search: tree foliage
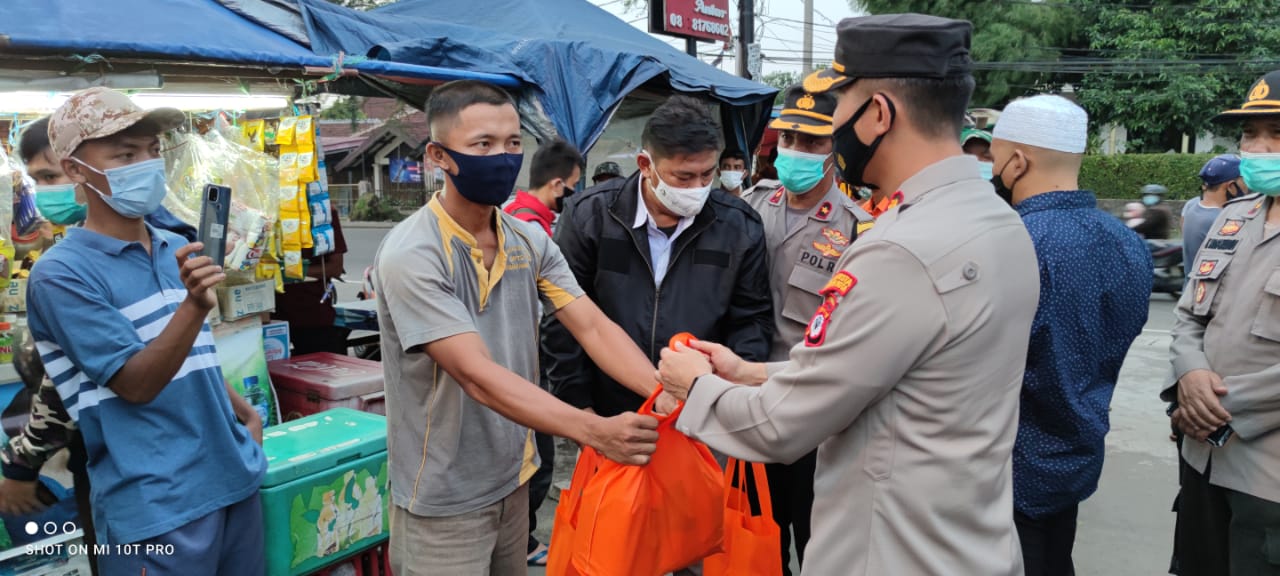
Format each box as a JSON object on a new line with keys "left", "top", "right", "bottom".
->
{"left": 761, "top": 71, "right": 800, "bottom": 104}
{"left": 1081, "top": 153, "right": 1214, "bottom": 199}
{"left": 322, "top": 96, "right": 366, "bottom": 130}
{"left": 1076, "top": 0, "right": 1280, "bottom": 152}
{"left": 853, "top": 0, "right": 1084, "bottom": 107}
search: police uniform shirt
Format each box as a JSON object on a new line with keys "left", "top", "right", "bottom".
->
{"left": 678, "top": 155, "right": 1039, "bottom": 576}
{"left": 744, "top": 179, "right": 872, "bottom": 361}
{"left": 1170, "top": 194, "right": 1280, "bottom": 504}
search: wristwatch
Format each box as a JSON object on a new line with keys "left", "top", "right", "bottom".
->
{"left": 1207, "top": 424, "right": 1234, "bottom": 447}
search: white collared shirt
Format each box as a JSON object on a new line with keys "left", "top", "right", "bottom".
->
{"left": 634, "top": 179, "right": 694, "bottom": 286}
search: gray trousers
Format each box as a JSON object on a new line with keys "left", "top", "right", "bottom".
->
{"left": 391, "top": 483, "right": 530, "bottom": 576}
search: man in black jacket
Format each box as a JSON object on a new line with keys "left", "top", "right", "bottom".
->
{"left": 545, "top": 95, "right": 774, "bottom": 421}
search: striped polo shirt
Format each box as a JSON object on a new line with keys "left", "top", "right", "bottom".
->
{"left": 26, "top": 225, "right": 265, "bottom": 545}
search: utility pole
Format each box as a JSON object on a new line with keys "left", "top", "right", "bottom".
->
{"left": 802, "top": 0, "right": 814, "bottom": 74}
{"left": 737, "top": 0, "right": 754, "bottom": 79}
{"left": 686, "top": 38, "right": 697, "bottom": 57}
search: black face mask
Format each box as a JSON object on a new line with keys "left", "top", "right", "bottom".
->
{"left": 555, "top": 186, "right": 574, "bottom": 213}
{"left": 833, "top": 94, "right": 896, "bottom": 189}
{"left": 991, "top": 156, "right": 1019, "bottom": 206}
{"left": 1226, "top": 182, "right": 1246, "bottom": 201}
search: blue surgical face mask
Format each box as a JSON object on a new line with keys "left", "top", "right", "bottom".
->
{"left": 978, "top": 161, "right": 994, "bottom": 181}
{"left": 73, "top": 157, "right": 168, "bottom": 219}
{"left": 775, "top": 147, "right": 831, "bottom": 195}
{"left": 1142, "top": 194, "right": 1161, "bottom": 206}
{"left": 436, "top": 144, "right": 523, "bottom": 206}
{"left": 1241, "top": 151, "right": 1280, "bottom": 196}
{"left": 34, "top": 184, "right": 87, "bottom": 225}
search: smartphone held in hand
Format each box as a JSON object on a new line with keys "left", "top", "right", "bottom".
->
{"left": 198, "top": 184, "right": 232, "bottom": 266}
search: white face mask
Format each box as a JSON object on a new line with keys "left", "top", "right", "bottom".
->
{"left": 719, "top": 170, "right": 745, "bottom": 191}
{"left": 643, "top": 151, "right": 712, "bottom": 218}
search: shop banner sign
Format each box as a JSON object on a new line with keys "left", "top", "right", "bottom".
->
{"left": 649, "top": 0, "right": 732, "bottom": 43}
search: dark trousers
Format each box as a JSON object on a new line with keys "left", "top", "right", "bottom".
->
{"left": 527, "top": 432, "right": 555, "bottom": 552}
{"left": 70, "top": 432, "right": 98, "bottom": 576}
{"left": 1015, "top": 504, "right": 1078, "bottom": 576}
{"left": 1174, "top": 457, "right": 1280, "bottom": 576}
{"left": 765, "top": 450, "right": 817, "bottom": 576}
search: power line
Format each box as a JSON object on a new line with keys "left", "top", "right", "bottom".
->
{"left": 758, "top": 13, "right": 837, "bottom": 28}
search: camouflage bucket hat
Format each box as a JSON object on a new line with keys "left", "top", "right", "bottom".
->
{"left": 48, "top": 87, "right": 184, "bottom": 160}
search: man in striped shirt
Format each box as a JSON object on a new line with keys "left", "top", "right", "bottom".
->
{"left": 27, "top": 88, "right": 266, "bottom": 576}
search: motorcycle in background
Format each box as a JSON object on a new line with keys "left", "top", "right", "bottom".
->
{"left": 1148, "top": 239, "right": 1185, "bottom": 299}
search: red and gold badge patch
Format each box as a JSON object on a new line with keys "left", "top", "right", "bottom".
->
{"left": 769, "top": 188, "right": 785, "bottom": 205}
{"left": 821, "top": 271, "right": 857, "bottom": 297}
{"left": 812, "top": 241, "right": 842, "bottom": 259}
{"left": 806, "top": 272, "right": 857, "bottom": 348}
{"left": 1198, "top": 259, "right": 1218, "bottom": 277}
{"left": 1249, "top": 200, "right": 1264, "bottom": 217}
{"left": 1195, "top": 281, "right": 1207, "bottom": 304}
{"left": 1219, "top": 219, "right": 1243, "bottom": 236}
{"left": 822, "top": 227, "right": 850, "bottom": 247}
{"left": 816, "top": 202, "right": 833, "bottom": 221}
{"left": 805, "top": 308, "right": 832, "bottom": 347}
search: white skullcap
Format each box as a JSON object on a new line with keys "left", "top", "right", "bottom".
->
{"left": 993, "top": 95, "right": 1088, "bottom": 154}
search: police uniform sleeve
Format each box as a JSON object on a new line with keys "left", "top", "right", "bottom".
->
{"left": 1167, "top": 285, "right": 1212, "bottom": 401}
{"left": 1217, "top": 363, "right": 1280, "bottom": 440}
{"left": 1165, "top": 210, "right": 1231, "bottom": 401}
{"left": 677, "top": 241, "right": 946, "bottom": 464}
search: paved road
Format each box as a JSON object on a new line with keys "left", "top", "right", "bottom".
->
{"left": 342, "top": 220, "right": 1186, "bottom": 575}
{"left": 333, "top": 224, "right": 390, "bottom": 302}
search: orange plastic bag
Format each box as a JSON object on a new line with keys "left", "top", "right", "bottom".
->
{"left": 547, "top": 447, "right": 602, "bottom": 576}
{"left": 571, "top": 386, "right": 725, "bottom": 576}
{"left": 704, "top": 458, "right": 783, "bottom": 576}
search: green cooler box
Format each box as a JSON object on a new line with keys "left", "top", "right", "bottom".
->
{"left": 261, "top": 408, "right": 390, "bottom": 576}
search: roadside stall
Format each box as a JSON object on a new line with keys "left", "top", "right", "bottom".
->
{"left": 228, "top": 0, "right": 777, "bottom": 191}
{"left": 0, "top": 1, "right": 520, "bottom": 574}
{"left": 0, "top": 0, "right": 775, "bottom": 572}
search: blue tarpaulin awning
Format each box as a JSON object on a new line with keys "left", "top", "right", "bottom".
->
{"left": 0, "top": 0, "right": 773, "bottom": 155}
{"left": 0, "top": 0, "right": 519, "bottom": 87}
{"left": 294, "top": 0, "right": 776, "bottom": 155}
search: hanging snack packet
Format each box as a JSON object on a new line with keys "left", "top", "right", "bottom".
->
{"left": 279, "top": 184, "right": 301, "bottom": 212}
{"left": 298, "top": 151, "right": 316, "bottom": 183}
{"left": 275, "top": 116, "right": 297, "bottom": 146}
{"left": 311, "top": 224, "right": 335, "bottom": 257}
{"left": 298, "top": 195, "right": 313, "bottom": 250}
{"left": 295, "top": 116, "right": 314, "bottom": 147}
{"left": 262, "top": 119, "right": 278, "bottom": 145}
{"left": 242, "top": 120, "right": 266, "bottom": 152}
{"left": 278, "top": 152, "right": 299, "bottom": 187}
{"left": 284, "top": 250, "right": 304, "bottom": 280}
{"left": 311, "top": 198, "right": 332, "bottom": 227}
{"left": 280, "top": 213, "right": 303, "bottom": 250}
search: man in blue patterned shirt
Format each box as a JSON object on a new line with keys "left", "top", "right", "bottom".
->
{"left": 990, "top": 95, "right": 1153, "bottom": 576}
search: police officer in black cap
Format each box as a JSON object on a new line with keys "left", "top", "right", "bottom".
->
{"left": 740, "top": 84, "right": 871, "bottom": 574}
{"left": 657, "top": 14, "right": 1039, "bottom": 576}
{"left": 1167, "top": 68, "right": 1280, "bottom": 576}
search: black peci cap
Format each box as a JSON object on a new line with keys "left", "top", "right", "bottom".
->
{"left": 1214, "top": 70, "right": 1280, "bottom": 123}
{"left": 769, "top": 85, "right": 839, "bottom": 136}
{"left": 803, "top": 13, "right": 973, "bottom": 94}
